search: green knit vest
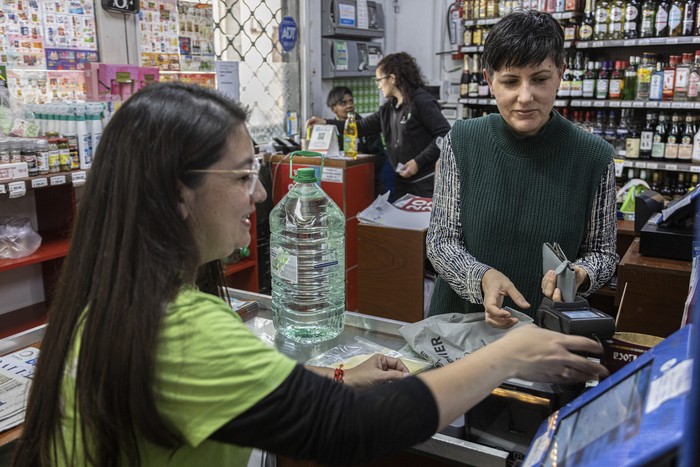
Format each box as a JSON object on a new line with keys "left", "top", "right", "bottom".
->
{"left": 429, "top": 112, "right": 612, "bottom": 317}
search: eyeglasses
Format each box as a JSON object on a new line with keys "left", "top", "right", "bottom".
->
{"left": 187, "top": 158, "right": 261, "bottom": 195}
{"left": 375, "top": 75, "right": 389, "bottom": 84}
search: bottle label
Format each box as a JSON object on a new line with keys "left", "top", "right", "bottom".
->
{"left": 689, "top": 72, "right": 700, "bottom": 98}
{"left": 583, "top": 79, "right": 596, "bottom": 96}
{"left": 669, "top": 5, "right": 682, "bottom": 29}
{"left": 609, "top": 79, "right": 623, "bottom": 97}
{"left": 651, "top": 141, "right": 665, "bottom": 158}
{"left": 656, "top": 9, "right": 669, "bottom": 31}
{"left": 640, "top": 130, "right": 654, "bottom": 150}
{"left": 595, "top": 8, "right": 609, "bottom": 23}
{"left": 596, "top": 79, "right": 610, "bottom": 99}
{"left": 625, "top": 5, "right": 639, "bottom": 22}
{"left": 679, "top": 142, "right": 693, "bottom": 160}
{"left": 611, "top": 6, "right": 623, "bottom": 21}
{"left": 675, "top": 68, "right": 690, "bottom": 90}
{"left": 650, "top": 74, "right": 663, "bottom": 100}
{"left": 579, "top": 24, "right": 594, "bottom": 39}
{"left": 271, "top": 247, "right": 299, "bottom": 284}
{"left": 663, "top": 70, "right": 676, "bottom": 92}
{"left": 626, "top": 137, "right": 641, "bottom": 158}
{"left": 558, "top": 80, "right": 572, "bottom": 96}
{"left": 571, "top": 79, "right": 584, "bottom": 96}
{"left": 664, "top": 142, "right": 679, "bottom": 159}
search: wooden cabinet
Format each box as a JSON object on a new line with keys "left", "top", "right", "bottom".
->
{"left": 357, "top": 224, "right": 427, "bottom": 323}
{"left": 615, "top": 237, "right": 691, "bottom": 337}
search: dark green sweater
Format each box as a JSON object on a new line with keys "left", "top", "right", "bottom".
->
{"left": 429, "top": 112, "right": 612, "bottom": 317}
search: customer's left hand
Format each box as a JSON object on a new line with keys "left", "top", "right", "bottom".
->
{"left": 344, "top": 354, "right": 409, "bottom": 391}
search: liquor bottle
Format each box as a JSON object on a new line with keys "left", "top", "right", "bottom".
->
{"left": 669, "top": 0, "right": 684, "bottom": 34}
{"left": 558, "top": 54, "right": 573, "bottom": 97}
{"left": 640, "top": 0, "right": 657, "bottom": 36}
{"left": 610, "top": 0, "right": 626, "bottom": 38}
{"left": 688, "top": 50, "right": 700, "bottom": 100}
{"left": 656, "top": 0, "right": 671, "bottom": 36}
{"left": 460, "top": 56, "right": 471, "bottom": 98}
{"left": 609, "top": 60, "right": 626, "bottom": 99}
{"left": 596, "top": 61, "right": 611, "bottom": 99}
{"left": 683, "top": 0, "right": 697, "bottom": 34}
{"left": 660, "top": 175, "right": 674, "bottom": 200}
{"left": 583, "top": 59, "right": 597, "bottom": 98}
{"left": 651, "top": 112, "right": 668, "bottom": 159}
{"left": 580, "top": 0, "right": 596, "bottom": 39}
{"left": 674, "top": 173, "right": 687, "bottom": 199}
{"left": 469, "top": 55, "right": 480, "bottom": 97}
{"left": 693, "top": 121, "right": 700, "bottom": 161}
{"left": 624, "top": 56, "right": 639, "bottom": 99}
{"left": 662, "top": 56, "right": 679, "bottom": 101}
{"left": 649, "top": 170, "right": 661, "bottom": 192}
{"left": 616, "top": 109, "right": 630, "bottom": 153}
{"left": 649, "top": 60, "right": 664, "bottom": 101}
{"left": 678, "top": 114, "right": 694, "bottom": 160}
{"left": 595, "top": 0, "right": 611, "bottom": 39}
{"left": 639, "top": 112, "right": 656, "bottom": 159}
{"left": 593, "top": 110, "right": 605, "bottom": 138}
{"left": 636, "top": 53, "right": 655, "bottom": 100}
{"left": 664, "top": 112, "right": 681, "bottom": 160}
{"left": 674, "top": 53, "right": 693, "bottom": 100}
{"left": 604, "top": 110, "right": 618, "bottom": 146}
{"left": 625, "top": 0, "right": 642, "bottom": 37}
{"left": 626, "top": 118, "right": 642, "bottom": 159}
{"left": 571, "top": 52, "right": 585, "bottom": 97}
{"left": 478, "top": 64, "right": 490, "bottom": 97}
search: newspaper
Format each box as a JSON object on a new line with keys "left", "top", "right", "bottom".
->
{"left": 0, "top": 346, "right": 39, "bottom": 433}
{"left": 357, "top": 192, "right": 431, "bottom": 230}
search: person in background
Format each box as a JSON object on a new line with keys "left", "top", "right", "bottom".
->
{"left": 308, "top": 52, "right": 451, "bottom": 200}
{"left": 427, "top": 10, "right": 618, "bottom": 328}
{"left": 13, "top": 82, "right": 607, "bottom": 467}
{"left": 326, "top": 86, "right": 388, "bottom": 197}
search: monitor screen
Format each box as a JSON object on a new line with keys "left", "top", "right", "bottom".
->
{"left": 561, "top": 310, "right": 600, "bottom": 319}
{"left": 542, "top": 361, "right": 653, "bottom": 467}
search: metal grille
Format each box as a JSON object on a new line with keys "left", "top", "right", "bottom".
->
{"left": 212, "top": 0, "right": 301, "bottom": 143}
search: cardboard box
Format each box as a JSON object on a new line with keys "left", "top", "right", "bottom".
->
{"left": 604, "top": 332, "right": 664, "bottom": 374}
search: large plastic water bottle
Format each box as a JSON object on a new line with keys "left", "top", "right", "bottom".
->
{"left": 270, "top": 166, "right": 346, "bottom": 343}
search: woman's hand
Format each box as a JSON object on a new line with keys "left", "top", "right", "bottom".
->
{"left": 541, "top": 266, "right": 589, "bottom": 302}
{"left": 398, "top": 159, "right": 419, "bottom": 178}
{"left": 305, "top": 116, "right": 327, "bottom": 128}
{"left": 482, "top": 269, "right": 530, "bottom": 329}
{"left": 343, "top": 354, "right": 409, "bottom": 391}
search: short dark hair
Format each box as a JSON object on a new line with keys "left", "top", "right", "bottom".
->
{"left": 327, "top": 86, "right": 353, "bottom": 108}
{"left": 482, "top": 10, "right": 565, "bottom": 77}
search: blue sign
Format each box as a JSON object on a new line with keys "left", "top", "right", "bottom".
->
{"left": 279, "top": 16, "right": 298, "bottom": 52}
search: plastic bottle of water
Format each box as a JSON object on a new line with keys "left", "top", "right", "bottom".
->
{"left": 270, "top": 167, "right": 346, "bottom": 343}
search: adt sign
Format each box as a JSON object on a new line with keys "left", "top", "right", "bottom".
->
{"left": 279, "top": 16, "right": 298, "bottom": 52}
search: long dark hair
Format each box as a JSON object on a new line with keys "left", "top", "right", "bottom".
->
{"left": 376, "top": 52, "right": 426, "bottom": 109}
{"left": 13, "top": 83, "right": 248, "bottom": 467}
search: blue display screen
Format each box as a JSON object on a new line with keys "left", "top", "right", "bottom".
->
{"left": 542, "top": 362, "right": 653, "bottom": 466}
{"left": 562, "top": 310, "right": 600, "bottom": 319}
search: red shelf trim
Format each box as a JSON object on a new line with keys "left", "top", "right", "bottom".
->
{"left": 0, "top": 238, "right": 69, "bottom": 273}
{"left": 224, "top": 258, "right": 256, "bottom": 276}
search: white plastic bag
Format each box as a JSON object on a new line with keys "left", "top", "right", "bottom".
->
{"left": 0, "top": 217, "right": 42, "bottom": 259}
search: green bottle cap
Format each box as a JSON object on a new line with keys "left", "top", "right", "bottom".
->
{"left": 294, "top": 167, "right": 318, "bottom": 183}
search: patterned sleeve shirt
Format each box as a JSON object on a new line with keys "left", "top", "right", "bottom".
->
{"left": 426, "top": 132, "right": 619, "bottom": 304}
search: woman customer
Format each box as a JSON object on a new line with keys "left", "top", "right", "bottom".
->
{"left": 308, "top": 52, "right": 450, "bottom": 199}
{"left": 13, "top": 82, "right": 607, "bottom": 467}
{"left": 427, "top": 10, "right": 618, "bottom": 328}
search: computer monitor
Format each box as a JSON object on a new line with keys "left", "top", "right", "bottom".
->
{"left": 523, "top": 324, "right": 694, "bottom": 467}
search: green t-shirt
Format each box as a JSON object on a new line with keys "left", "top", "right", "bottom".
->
{"left": 55, "top": 287, "right": 297, "bottom": 466}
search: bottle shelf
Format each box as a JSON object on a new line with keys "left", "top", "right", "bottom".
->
{"left": 459, "top": 98, "right": 569, "bottom": 107}
{"left": 576, "top": 36, "right": 700, "bottom": 49}
{"left": 615, "top": 159, "right": 700, "bottom": 173}
{"left": 0, "top": 170, "right": 87, "bottom": 198}
{"left": 569, "top": 99, "right": 700, "bottom": 109}
{"left": 0, "top": 238, "right": 69, "bottom": 273}
{"left": 463, "top": 11, "right": 580, "bottom": 26}
{"left": 461, "top": 41, "right": 572, "bottom": 53}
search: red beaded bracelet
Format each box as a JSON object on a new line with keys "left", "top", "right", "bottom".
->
{"left": 333, "top": 364, "right": 344, "bottom": 384}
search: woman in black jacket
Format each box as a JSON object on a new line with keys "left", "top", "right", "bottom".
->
{"left": 309, "top": 52, "right": 451, "bottom": 199}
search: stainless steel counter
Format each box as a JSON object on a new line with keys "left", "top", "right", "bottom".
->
{"left": 231, "top": 289, "right": 510, "bottom": 467}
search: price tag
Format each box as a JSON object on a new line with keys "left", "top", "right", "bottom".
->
{"left": 668, "top": 38, "right": 678, "bottom": 44}
{"left": 623, "top": 160, "right": 635, "bottom": 167}
{"left": 0, "top": 184, "right": 5, "bottom": 194}
{"left": 8, "top": 181, "right": 26, "bottom": 198}
{"left": 646, "top": 162, "right": 658, "bottom": 169}
{"left": 72, "top": 171, "right": 87, "bottom": 186}
{"left": 659, "top": 101, "right": 672, "bottom": 108}
{"left": 609, "top": 100, "right": 621, "bottom": 107}
{"left": 621, "top": 101, "right": 633, "bottom": 107}
{"left": 571, "top": 99, "right": 581, "bottom": 106}
{"left": 50, "top": 175, "right": 67, "bottom": 186}
{"left": 592, "top": 41, "right": 604, "bottom": 48}
{"left": 594, "top": 100, "right": 605, "bottom": 107}
{"left": 638, "top": 39, "right": 650, "bottom": 45}
{"left": 31, "top": 178, "right": 48, "bottom": 188}
{"left": 694, "top": 37, "right": 700, "bottom": 43}
{"left": 695, "top": 103, "right": 700, "bottom": 109}
{"left": 636, "top": 161, "right": 647, "bottom": 168}
{"left": 614, "top": 159, "right": 624, "bottom": 177}
{"left": 646, "top": 101, "right": 659, "bottom": 108}
{"left": 691, "top": 165, "right": 700, "bottom": 172}
{"left": 633, "top": 101, "right": 645, "bottom": 107}
{"left": 665, "top": 164, "right": 678, "bottom": 171}
{"left": 624, "top": 40, "right": 636, "bottom": 46}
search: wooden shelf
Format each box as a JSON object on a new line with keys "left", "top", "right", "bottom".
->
{"left": 0, "top": 238, "right": 69, "bottom": 273}
{"left": 224, "top": 258, "right": 256, "bottom": 276}
{"left": 0, "top": 302, "right": 47, "bottom": 340}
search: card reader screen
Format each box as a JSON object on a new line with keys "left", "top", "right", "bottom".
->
{"left": 562, "top": 310, "right": 600, "bottom": 319}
